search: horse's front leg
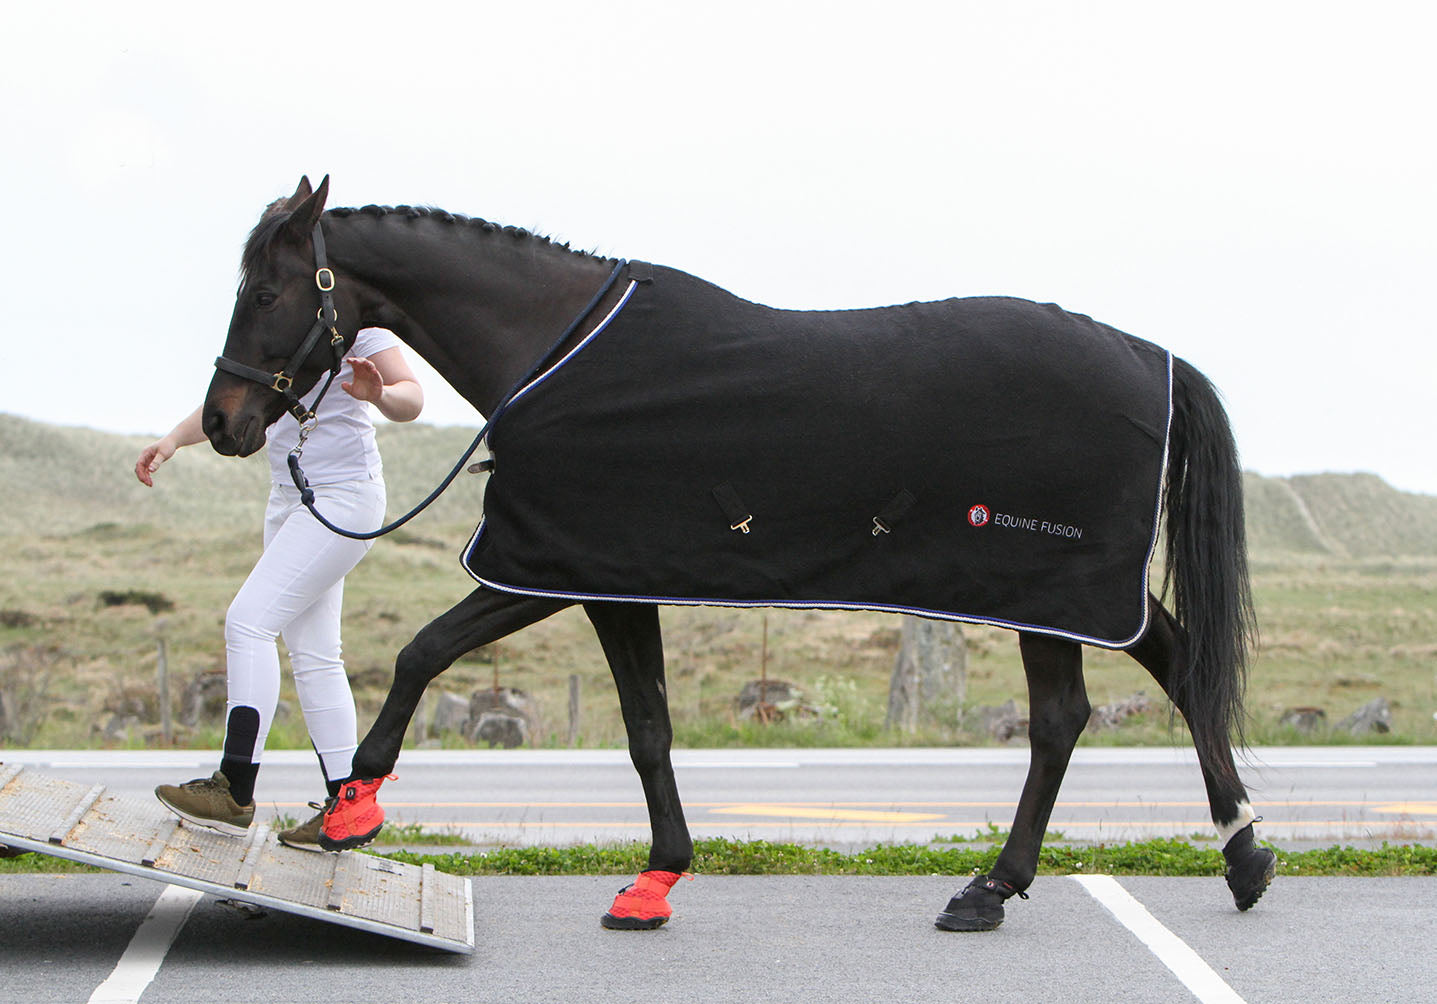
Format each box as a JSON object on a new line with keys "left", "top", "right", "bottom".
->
{"left": 937, "top": 632, "right": 1089, "bottom": 931}
{"left": 319, "top": 588, "right": 568, "bottom": 851}
{"left": 584, "top": 601, "right": 693, "bottom": 930}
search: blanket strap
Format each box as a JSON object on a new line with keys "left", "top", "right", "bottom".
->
{"left": 872, "top": 489, "right": 916, "bottom": 536}
{"left": 711, "top": 482, "right": 754, "bottom": 534}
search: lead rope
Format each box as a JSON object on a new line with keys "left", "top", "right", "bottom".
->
{"left": 289, "top": 257, "right": 630, "bottom": 541}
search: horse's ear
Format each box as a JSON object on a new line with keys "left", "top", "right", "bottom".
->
{"left": 284, "top": 176, "right": 314, "bottom": 211}
{"left": 282, "top": 175, "right": 330, "bottom": 242}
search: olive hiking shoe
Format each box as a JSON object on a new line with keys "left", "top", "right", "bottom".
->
{"left": 155, "top": 770, "right": 255, "bottom": 837}
{"left": 277, "top": 797, "right": 336, "bottom": 853}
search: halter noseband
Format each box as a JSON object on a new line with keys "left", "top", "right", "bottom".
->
{"left": 213, "top": 222, "right": 347, "bottom": 424}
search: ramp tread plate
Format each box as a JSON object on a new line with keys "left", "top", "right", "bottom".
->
{"left": 247, "top": 842, "right": 340, "bottom": 909}
{"left": 331, "top": 853, "right": 421, "bottom": 929}
{"left": 69, "top": 793, "right": 177, "bottom": 862}
{"left": 0, "top": 771, "right": 95, "bottom": 842}
{"left": 0, "top": 767, "right": 473, "bottom": 953}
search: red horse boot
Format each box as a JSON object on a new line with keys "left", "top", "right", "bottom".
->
{"left": 318, "top": 775, "right": 394, "bottom": 851}
{"left": 601, "top": 870, "right": 688, "bottom": 930}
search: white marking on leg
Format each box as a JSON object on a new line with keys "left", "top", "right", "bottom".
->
{"left": 1216, "top": 800, "right": 1256, "bottom": 847}
{"left": 87, "top": 884, "right": 203, "bottom": 1004}
{"left": 1073, "top": 875, "right": 1246, "bottom": 1004}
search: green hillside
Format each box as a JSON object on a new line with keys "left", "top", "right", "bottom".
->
{"left": 1244, "top": 471, "right": 1437, "bottom": 557}
{"left": 3, "top": 412, "right": 1431, "bottom": 556}
{"left": 0, "top": 413, "right": 489, "bottom": 537}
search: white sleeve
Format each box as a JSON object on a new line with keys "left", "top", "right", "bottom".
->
{"left": 352, "top": 326, "right": 403, "bottom": 357}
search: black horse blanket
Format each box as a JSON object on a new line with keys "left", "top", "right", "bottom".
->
{"left": 462, "top": 264, "right": 1172, "bottom": 647}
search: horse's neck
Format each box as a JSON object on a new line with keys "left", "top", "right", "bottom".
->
{"left": 327, "top": 215, "right": 617, "bottom": 416}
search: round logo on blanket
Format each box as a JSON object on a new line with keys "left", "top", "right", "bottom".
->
{"left": 967, "top": 504, "right": 990, "bottom": 527}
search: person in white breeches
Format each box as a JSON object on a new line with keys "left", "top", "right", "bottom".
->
{"left": 134, "top": 328, "right": 422, "bottom": 843}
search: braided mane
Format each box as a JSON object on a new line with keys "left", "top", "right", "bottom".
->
{"left": 240, "top": 200, "right": 605, "bottom": 287}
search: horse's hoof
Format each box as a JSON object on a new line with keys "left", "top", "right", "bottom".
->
{"left": 935, "top": 874, "right": 1023, "bottom": 932}
{"left": 600, "top": 869, "right": 683, "bottom": 930}
{"left": 1222, "top": 822, "right": 1277, "bottom": 911}
{"left": 1226, "top": 846, "right": 1277, "bottom": 911}
{"left": 600, "top": 912, "right": 669, "bottom": 931}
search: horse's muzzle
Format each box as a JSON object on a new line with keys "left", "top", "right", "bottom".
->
{"left": 203, "top": 407, "right": 265, "bottom": 457}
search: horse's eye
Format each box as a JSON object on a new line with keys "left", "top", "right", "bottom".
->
{"left": 255, "top": 289, "right": 277, "bottom": 309}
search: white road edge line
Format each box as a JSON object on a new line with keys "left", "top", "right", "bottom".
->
{"left": 1071, "top": 875, "right": 1245, "bottom": 1004}
{"left": 87, "top": 884, "right": 203, "bottom": 1004}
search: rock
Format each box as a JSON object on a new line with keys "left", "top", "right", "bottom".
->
{"left": 179, "top": 670, "right": 227, "bottom": 727}
{"left": 966, "top": 700, "right": 1027, "bottom": 742}
{"left": 474, "top": 710, "right": 527, "bottom": 748}
{"left": 104, "top": 686, "right": 156, "bottom": 722}
{"left": 430, "top": 691, "right": 470, "bottom": 737}
{"left": 1089, "top": 692, "right": 1153, "bottom": 730}
{"left": 734, "top": 680, "right": 819, "bottom": 722}
{"left": 98, "top": 713, "right": 140, "bottom": 744}
{"left": 1279, "top": 707, "right": 1327, "bottom": 733}
{"left": 465, "top": 687, "right": 541, "bottom": 747}
{"left": 1339, "top": 697, "right": 1392, "bottom": 735}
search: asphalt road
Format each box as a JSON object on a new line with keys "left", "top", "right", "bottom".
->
{"left": 3, "top": 748, "right": 1434, "bottom": 1003}
{"left": 1, "top": 872, "right": 1432, "bottom": 1003}
{"left": 4, "top": 746, "right": 1435, "bottom": 848}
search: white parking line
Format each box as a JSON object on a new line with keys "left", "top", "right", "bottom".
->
{"left": 1072, "top": 875, "right": 1244, "bottom": 1004}
{"left": 87, "top": 885, "right": 202, "bottom": 1004}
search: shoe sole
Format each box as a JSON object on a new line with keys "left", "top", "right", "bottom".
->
{"left": 277, "top": 835, "right": 325, "bottom": 853}
{"left": 1230, "top": 848, "right": 1278, "bottom": 911}
{"left": 600, "top": 913, "right": 669, "bottom": 930}
{"left": 317, "top": 823, "right": 383, "bottom": 852}
{"left": 934, "top": 910, "right": 1003, "bottom": 932}
{"left": 156, "top": 799, "right": 253, "bottom": 838}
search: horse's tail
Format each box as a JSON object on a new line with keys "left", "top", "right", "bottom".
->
{"left": 1161, "top": 356, "right": 1256, "bottom": 780}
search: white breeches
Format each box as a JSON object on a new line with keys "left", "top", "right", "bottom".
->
{"left": 223, "top": 478, "right": 385, "bottom": 782}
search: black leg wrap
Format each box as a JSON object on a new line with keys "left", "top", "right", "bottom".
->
{"left": 1222, "top": 823, "right": 1277, "bottom": 911}
{"left": 935, "top": 874, "right": 1027, "bottom": 932}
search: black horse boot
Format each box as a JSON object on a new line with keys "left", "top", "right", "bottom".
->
{"left": 1223, "top": 823, "right": 1277, "bottom": 910}
{"left": 935, "top": 873, "right": 1028, "bottom": 932}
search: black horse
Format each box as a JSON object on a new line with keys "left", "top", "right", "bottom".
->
{"left": 202, "top": 176, "right": 1275, "bottom": 931}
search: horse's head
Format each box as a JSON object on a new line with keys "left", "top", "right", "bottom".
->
{"left": 203, "top": 175, "right": 357, "bottom": 456}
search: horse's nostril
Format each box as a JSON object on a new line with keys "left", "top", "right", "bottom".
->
{"left": 201, "top": 408, "right": 226, "bottom": 441}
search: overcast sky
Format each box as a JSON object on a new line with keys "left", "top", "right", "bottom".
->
{"left": 4, "top": 1, "right": 1433, "bottom": 494}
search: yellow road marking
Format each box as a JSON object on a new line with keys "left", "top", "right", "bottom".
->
{"left": 710, "top": 804, "right": 946, "bottom": 822}
{"left": 1372, "top": 802, "right": 1437, "bottom": 816}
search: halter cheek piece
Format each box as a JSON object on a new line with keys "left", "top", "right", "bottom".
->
{"left": 213, "top": 223, "right": 348, "bottom": 424}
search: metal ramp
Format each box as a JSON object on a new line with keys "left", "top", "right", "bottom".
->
{"left": 0, "top": 763, "right": 473, "bottom": 954}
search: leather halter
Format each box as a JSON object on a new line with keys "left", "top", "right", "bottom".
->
{"left": 213, "top": 223, "right": 348, "bottom": 424}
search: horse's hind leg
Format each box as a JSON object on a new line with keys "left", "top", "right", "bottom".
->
{"left": 584, "top": 601, "right": 693, "bottom": 930}
{"left": 1127, "top": 594, "right": 1276, "bottom": 910}
{"left": 937, "top": 632, "right": 1089, "bottom": 932}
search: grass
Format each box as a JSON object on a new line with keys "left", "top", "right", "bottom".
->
{"left": 2, "top": 412, "right": 1435, "bottom": 750}
{"left": 5, "top": 837, "right": 1434, "bottom": 878}
{"left": 3, "top": 528, "right": 1435, "bottom": 749}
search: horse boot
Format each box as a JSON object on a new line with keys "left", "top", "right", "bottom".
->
{"left": 601, "top": 870, "right": 686, "bottom": 930}
{"left": 1223, "top": 823, "right": 1277, "bottom": 910}
{"left": 935, "top": 873, "right": 1029, "bottom": 932}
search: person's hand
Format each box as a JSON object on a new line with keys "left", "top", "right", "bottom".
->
{"left": 135, "top": 439, "right": 177, "bottom": 487}
{"left": 341, "top": 356, "right": 383, "bottom": 404}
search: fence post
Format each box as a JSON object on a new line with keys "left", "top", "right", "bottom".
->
{"left": 155, "top": 619, "right": 172, "bottom": 746}
{"left": 567, "top": 674, "right": 580, "bottom": 746}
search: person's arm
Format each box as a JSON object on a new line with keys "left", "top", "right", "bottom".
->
{"left": 134, "top": 406, "right": 208, "bottom": 487}
{"left": 341, "top": 347, "right": 425, "bottom": 423}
